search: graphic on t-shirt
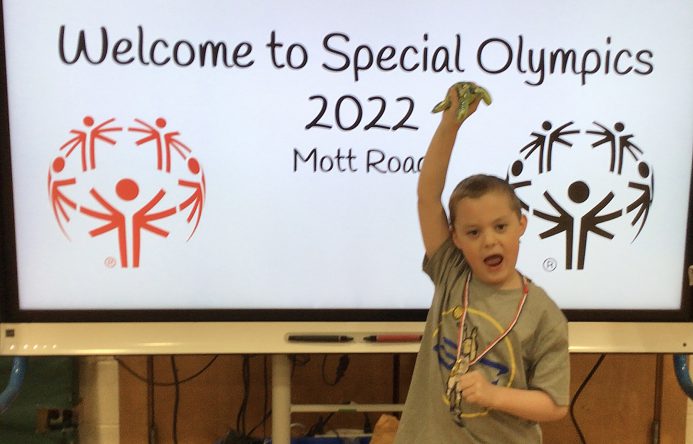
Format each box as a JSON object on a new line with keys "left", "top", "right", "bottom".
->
{"left": 507, "top": 121, "right": 654, "bottom": 270}
{"left": 434, "top": 305, "right": 515, "bottom": 425}
{"left": 47, "top": 116, "right": 206, "bottom": 268}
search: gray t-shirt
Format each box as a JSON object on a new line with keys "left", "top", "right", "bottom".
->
{"left": 395, "top": 239, "right": 569, "bottom": 443}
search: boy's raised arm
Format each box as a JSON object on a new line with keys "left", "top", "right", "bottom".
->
{"left": 418, "top": 87, "right": 481, "bottom": 258}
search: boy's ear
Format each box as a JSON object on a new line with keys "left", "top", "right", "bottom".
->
{"left": 450, "top": 225, "right": 463, "bottom": 250}
{"left": 518, "top": 214, "right": 528, "bottom": 236}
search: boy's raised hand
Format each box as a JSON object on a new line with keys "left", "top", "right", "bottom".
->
{"left": 418, "top": 82, "right": 491, "bottom": 258}
{"left": 433, "top": 82, "right": 491, "bottom": 124}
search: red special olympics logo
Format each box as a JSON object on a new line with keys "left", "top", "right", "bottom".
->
{"left": 48, "top": 116, "right": 206, "bottom": 268}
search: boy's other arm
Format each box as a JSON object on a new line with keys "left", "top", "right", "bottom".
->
{"left": 457, "top": 371, "right": 568, "bottom": 422}
{"left": 417, "top": 89, "right": 481, "bottom": 258}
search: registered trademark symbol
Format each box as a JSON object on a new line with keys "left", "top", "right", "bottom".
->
{"left": 104, "top": 257, "right": 116, "bottom": 268}
{"left": 543, "top": 258, "right": 557, "bottom": 272}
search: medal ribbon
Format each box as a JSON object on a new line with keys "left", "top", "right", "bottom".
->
{"left": 455, "top": 272, "right": 529, "bottom": 366}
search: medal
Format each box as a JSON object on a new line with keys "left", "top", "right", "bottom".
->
{"left": 451, "top": 355, "right": 470, "bottom": 376}
{"left": 446, "top": 272, "right": 529, "bottom": 414}
{"left": 446, "top": 355, "right": 469, "bottom": 411}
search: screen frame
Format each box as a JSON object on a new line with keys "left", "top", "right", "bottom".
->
{"left": 0, "top": 1, "right": 692, "bottom": 343}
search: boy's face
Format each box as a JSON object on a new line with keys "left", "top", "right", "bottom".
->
{"left": 451, "top": 191, "right": 527, "bottom": 289}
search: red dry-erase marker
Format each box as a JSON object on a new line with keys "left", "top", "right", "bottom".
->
{"left": 363, "top": 334, "right": 423, "bottom": 343}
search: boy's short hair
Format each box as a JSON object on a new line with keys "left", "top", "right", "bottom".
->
{"left": 448, "top": 174, "right": 523, "bottom": 226}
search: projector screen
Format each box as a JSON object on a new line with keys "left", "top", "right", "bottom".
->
{"left": 1, "top": 0, "right": 692, "bottom": 334}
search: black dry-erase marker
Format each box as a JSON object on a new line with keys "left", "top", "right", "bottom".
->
{"left": 287, "top": 335, "right": 354, "bottom": 343}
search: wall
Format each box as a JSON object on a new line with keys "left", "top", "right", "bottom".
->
{"left": 115, "top": 353, "right": 687, "bottom": 444}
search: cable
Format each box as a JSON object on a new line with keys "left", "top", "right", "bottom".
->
{"left": 363, "top": 413, "right": 372, "bottom": 434}
{"left": 170, "top": 356, "right": 180, "bottom": 444}
{"left": 321, "top": 354, "right": 350, "bottom": 386}
{"left": 116, "top": 355, "right": 219, "bottom": 386}
{"left": 147, "top": 356, "right": 157, "bottom": 444}
{"left": 116, "top": 355, "right": 218, "bottom": 443}
{"left": 570, "top": 353, "right": 606, "bottom": 444}
{"left": 652, "top": 354, "right": 663, "bottom": 444}
{"left": 263, "top": 355, "right": 269, "bottom": 438}
{"left": 247, "top": 410, "right": 272, "bottom": 438}
{"left": 306, "top": 412, "right": 335, "bottom": 436}
{"left": 290, "top": 354, "right": 311, "bottom": 377}
{"left": 392, "top": 354, "right": 401, "bottom": 404}
{"left": 245, "top": 356, "right": 273, "bottom": 439}
{"left": 236, "top": 355, "right": 251, "bottom": 435}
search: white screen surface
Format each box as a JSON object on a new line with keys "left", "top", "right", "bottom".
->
{"left": 2, "top": 0, "right": 692, "bottom": 313}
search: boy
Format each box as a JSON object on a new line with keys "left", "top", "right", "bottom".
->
{"left": 394, "top": 84, "right": 570, "bottom": 443}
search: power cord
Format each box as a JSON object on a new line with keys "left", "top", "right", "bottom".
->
{"left": 363, "top": 413, "right": 372, "bottom": 434}
{"left": 321, "top": 354, "right": 350, "bottom": 386}
{"left": 306, "top": 412, "right": 335, "bottom": 436}
{"left": 289, "top": 354, "right": 311, "bottom": 377}
{"left": 217, "top": 355, "right": 270, "bottom": 443}
{"left": 116, "top": 356, "right": 219, "bottom": 444}
{"left": 570, "top": 353, "right": 606, "bottom": 444}
{"left": 236, "top": 355, "right": 251, "bottom": 435}
{"left": 147, "top": 357, "right": 156, "bottom": 444}
{"left": 218, "top": 430, "right": 264, "bottom": 444}
{"left": 247, "top": 356, "right": 271, "bottom": 438}
{"left": 116, "top": 355, "right": 219, "bottom": 386}
{"left": 170, "top": 356, "right": 180, "bottom": 444}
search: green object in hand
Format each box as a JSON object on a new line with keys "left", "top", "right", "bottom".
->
{"left": 431, "top": 82, "right": 492, "bottom": 122}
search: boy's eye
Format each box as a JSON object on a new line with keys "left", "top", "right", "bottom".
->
{"left": 466, "top": 230, "right": 478, "bottom": 237}
{"left": 496, "top": 224, "right": 507, "bottom": 232}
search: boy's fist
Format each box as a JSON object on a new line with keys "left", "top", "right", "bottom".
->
{"left": 432, "top": 82, "right": 492, "bottom": 123}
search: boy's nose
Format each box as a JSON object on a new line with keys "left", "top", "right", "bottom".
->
{"left": 481, "top": 231, "right": 498, "bottom": 247}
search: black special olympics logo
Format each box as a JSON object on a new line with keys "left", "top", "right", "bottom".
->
{"left": 507, "top": 121, "right": 653, "bottom": 270}
{"left": 47, "top": 116, "right": 206, "bottom": 268}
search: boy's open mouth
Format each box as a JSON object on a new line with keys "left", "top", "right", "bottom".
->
{"left": 483, "top": 254, "right": 503, "bottom": 267}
